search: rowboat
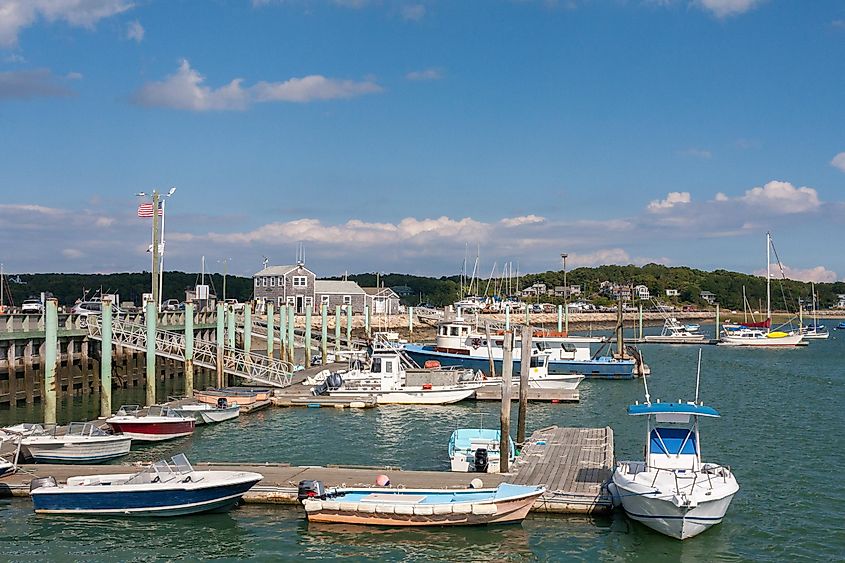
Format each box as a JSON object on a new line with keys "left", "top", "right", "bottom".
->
{"left": 173, "top": 399, "right": 240, "bottom": 425}
{"left": 298, "top": 480, "right": 544, "bottom": 526}
{"left": 106, "top": 405, "right": 195, "bottom": 442}
{"left": 21, "top": 422, "right": 131, "bottom": 463}
{"left": 29, "top": 454, "right": 263, "bottom": 516}
{"left": 194, "top": 387, "right": 271, "bottom": 406}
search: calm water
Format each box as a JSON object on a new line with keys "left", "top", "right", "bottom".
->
{"left": 1, "top": 323, "right": 843, "bottom": 561}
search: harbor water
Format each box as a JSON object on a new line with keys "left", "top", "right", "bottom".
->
{"left": 1, "top": 323, "right": 843, "bottom": 561}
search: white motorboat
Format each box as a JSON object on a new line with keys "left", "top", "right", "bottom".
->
{"left": 106, "top": 405, "right": 196, "bottom": 442}
{"left": 21, "top": 422, "right": 132, "bottom": 463}
{"left": 312, "top": 347, "right": 482, "bottom": 405}
{"left": 448, "top": 427, "right": 515, "bottom": 473}
{"left": 643, "top": 318, "right": 707, "bottom": 343}
{"left": 481, "top": 351, "right": 583, "bottom": 390}
{"left": 0, "top": 430, "right": 23, "bottom": 477}
{"left": 611, "top": 351, "right": 739, "bottom": 540}
{"left": 29, "top": 453, "right": 262, "bottom": 516}
{"left": 173, "top": 399, "right": 240, "bottom": 425}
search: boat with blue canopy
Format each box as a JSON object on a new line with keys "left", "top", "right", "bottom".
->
{"left": 610, "top": 350, "right": 740, "bottom": 540}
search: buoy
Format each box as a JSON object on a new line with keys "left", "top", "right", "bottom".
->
{"left": 375, "top": 474, "right": 391, "bottom": 486}
{"left": 470, "top": 478, "right": 484, "bottom": 489}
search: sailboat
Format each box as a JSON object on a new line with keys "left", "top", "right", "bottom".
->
{"left": 718, "top": 233, "right": 803, "bottom": 347}
{"left": 800, "top": 284, "right": 829, "bottom": 340}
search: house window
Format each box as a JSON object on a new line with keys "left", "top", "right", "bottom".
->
{"left": 255, "top": 278, "right": 260, "bottom": 287}
{"left": 262, "top": 277, "right": 267, "bottom": 287}
{"left": 278, "top": 277, "right": 283, "bottom": 286}
{"left": 305, "top": 297, "right": 313, "bottom": 308}
{"left": 286, "top": 296, "right": 295, "bottom": 306}
{"left": 270, "top": 277, "right": 275, "bottom": 287}
{"left": 293, "top": 276, "right": 307, "bottom": 287}
{"left": 321, "top": 295, "right": 330, "bottom": 305}
{"left": 343, "top": 295, "right": 352, "bottom": 305}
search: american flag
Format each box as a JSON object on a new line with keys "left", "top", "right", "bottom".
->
{"left": 137, "top": 202, "right": 163, "bottom": 218}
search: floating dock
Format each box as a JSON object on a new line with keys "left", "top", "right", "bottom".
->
{"left": 0, "top": 425, "right": 613, "bottom": 514}
{"left": 473, "top": 386, "right": 579, "bottom": 403}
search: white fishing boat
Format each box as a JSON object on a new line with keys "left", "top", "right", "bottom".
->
{"left": 173, "top": 399, "right": 240, "bottom": 425}
{"left": 643, "top": 318, "right": 707, "bottom": 343}
{"left": 481, "top": 351, "right": 583, "bottom": 390}
{"left": 21, "top": 422, "right": 132, "bottom": 464}
{"left": 448, "top": 427, "right": 515, "bottom": 473}
{"left": 611, "top": 351, "right": 739, "bottom": 540}
{"left": 311, "top": 346, "right": 482, "bottom": 405}
{"left": 29, "top": 453, "right": 262, "bottom": 516}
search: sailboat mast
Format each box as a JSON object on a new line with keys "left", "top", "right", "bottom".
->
{"left": 766, "top": 232, "right": 771, "bottom": 323}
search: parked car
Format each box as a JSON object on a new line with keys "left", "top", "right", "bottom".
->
{"left": 21, "top": 299, "right": 44, "bottom": 314}
{"left": 72, "top": 301, "right": 123, "bottom": 316}
{"left": 162, "top": 299, "right": 181, "bottom": 311}
{"left": 223, "top": 299, "right": 245, "bottom": 312}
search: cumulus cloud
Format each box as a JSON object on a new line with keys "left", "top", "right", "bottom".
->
{"left": 0, "top": 68, "right": 76, "bottom": 99}
{"left": 648, "top": 191, "right": 691, "bottom": 212}
{"left": 831, "top": 152, "right": 845, "bottom": 173}
{"left": 754, "top": 264, "right": 838, "bottom": 283}
{"left": 693, "top": 0, "right": 763, "bottom": 17}
{"left": 126, "top": 19, "right": 144, "bottom": 42}
{"left": 737, "top": 180, "right": 820, "bottom": 214}
{"left": 0, "top": 0, "right": 133, "bottom": 47}
{"left": 132, "top": 59, "right": 381, "bottom": 111}
{"left": 406, "top": 68, "right": 443, "bottom": 81}
{"left": 401, "top": 4, "right": 426, "bottom": 21}
{"left": 501, "top": 215, "right": 546, "bottom": 228}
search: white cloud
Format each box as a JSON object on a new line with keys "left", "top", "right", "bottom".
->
{"left": 0, "top": 0, "right": 133, "bottom": 47}
{"left": 831, "top": 152, "right": 845, "bottom": 173}
{"left": 0, "top": 68, "right": 76, "bottom": 99}
{"left": 126, "top": 19, "right": 144, "bottom": 42}
{"left": 754, "top": 264, "right": 837, "bottom": 283}
{"left": 648, "top": 191, "right": 691, "bottom": 212}
{"left": 133, "top": 60, "right": 381, "bottom": 111}
{"left": 693, "top": 0, "right": 763, "bottom": 18}
{"left": 66, "top": 71, "right": 83, "bottom": 80}
{"left": 62, "top": 248, "right": 83, "bottom": 259}
{"left": 401, "top": 4, "right": 426, "bottom": 21}
{"left": 501, "top": 215, "right": 546, "bottom": 228}
{"left": 714, "top": 192, "right": 729, "bottom": 202}
{"left": 679, "top": 147, "right": 712, "bottom": 159}
{"left": 738, "top": 180, "right": 819, "bottom": 214}
{"left": 406, "top": 68, "right": 443, "bottom": 81}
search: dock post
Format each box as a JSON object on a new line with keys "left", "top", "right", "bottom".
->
{"left": 500, "top": 330, "right": 513, "bottom": 473}
{"left": 517, "top": 327, "right": 531, "bottom": 445}
{"left": 278, "top": 305, "right": 286, "bottom": 361}
{"left": 43, "top": 299, "right": 58, "bottom": 424}
{"left": 100, "top": 297, "right": 113, "bottom": 418}
{"left": 305, "top": 306, "right": 312, "bottom": 367}
{"left": 484, "top": 323, "right": 497, "bottom": 377}
{"left": 321, "top": 304, "right": 328, "bottom": 364}
{"left": 638, "top": 303, "right": 643, "bottom": 340}
{"left": 287, "top": 305, "right": 295, "bottom": 366}
{"left": 408, "top": 307, "right": 414, "bottom": 335}
{"left": 335, "top": 306, "right": 341, "bottom": 354}
{"left": 244, "top": 303, "right": 252, "bottom": 355}
{"left": 715, "top": 304, "right": 720, "bottom": 339}
{"left": 505, "top": 304, "right": 510, "bottom": 330}
{"left": 365, "top": 304, "right": 370, "bottom": 337}
{"left": 227, "top": 305, "right": 235, "bottom": 349}
{"left": 565, "top": 301, "right": 569, "bottom": 334}
{"left": 346, "top": 307, "right": 353, "bottom": 351}
{"left": 524, "top": 306, "right": 529, "bottom": 326}
{"left": 557, "top": 305, "right": 562, "bottom": 333}
{"left": 184, "top": 302, "right": 194, "bottom": 398}
{"left": 266, "top": 302, "right": 275, "bottom": 360}
{"left": 145, "top": 299, "right": 157, "bottom": 406}
{"left": 216, "top": 303, "right": 225, "bottom": 387}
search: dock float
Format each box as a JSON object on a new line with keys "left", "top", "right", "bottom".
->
{"left": 0, "top": 425, "right": 612, "bottom": 514}
{"left": 474, "top": 387, "right": 579, "bottom": 403}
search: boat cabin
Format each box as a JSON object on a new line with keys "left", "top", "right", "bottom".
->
{"left": 628, "top": 401, "right": 720, "bottom": 472}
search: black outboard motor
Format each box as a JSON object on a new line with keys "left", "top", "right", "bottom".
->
{"left": 297, "top": 479, "right": 326, "bottom": 502}
{"left": 217, "top": 397, "right": 228, "bottom": 409}
{"left": 326, "top": 372, "right": 343, "bottom": 391}
{"left": 29, "top": 476, "right": 57, "bottom": 492}
{"left": 474, "top": 448, "right": 489, "bottom": 473}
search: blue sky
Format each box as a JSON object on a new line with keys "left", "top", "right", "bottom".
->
{"left": 1, "top": 0, "right": 844, "bottom": 281}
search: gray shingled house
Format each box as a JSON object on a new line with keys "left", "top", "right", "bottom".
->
{"left": 314, "top": 280, "right": 366, "bottom": 314}
{"left": 253, "top": 263, "right": 316, "bottom": 314}
{"left": 363, "top": 287, "right": 401, "bottom": 315}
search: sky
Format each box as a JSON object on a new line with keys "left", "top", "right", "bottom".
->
{"left": 1, "top": 0, "right": 844, "bottom": 281}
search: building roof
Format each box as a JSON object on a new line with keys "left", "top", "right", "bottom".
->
{"left": 363, "top": 287, "right": 400, "bottom": 298}
{"left": 253, "top": 264, "right": 312, "bottom": 277}
{"left": 314, "top": 280, "right": 366, "bottom": 294}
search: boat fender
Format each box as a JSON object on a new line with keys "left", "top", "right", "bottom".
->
{"left": 452, "top": 503, "right": 473, "bottom": 514}
{"left": 395, "top": 505, "right": 415, "bottom": 516}
{"left": 322, "top": 501, "right": 341, "bottom": 511}
{"left": 29, "top": 476, "right": 57, "bottom": 492}
{"left": 470, "top": 478, "right": 484, "bottom": 489}
{"left": 413, "top": 505, "right": 434, "bottom": 516}
{"left": 374, "top": 504, "right": 395, "bottom": 514}
{"left": 433, "top": 505, "right": 453, "bottom": 515}
{"left": 471, "top": 503, "right": 497, "bottom": 516}
{"left": 607, "top": 482, "right": 622, "bottom": 508}
{"left": 339, "top": 502, "right": 358, "bottom": 512}
{"left": 303, "top": 500, "right": 323, "bottom": 512}
{"left": 356, "top": 503, "right": 376, "bottom": 513}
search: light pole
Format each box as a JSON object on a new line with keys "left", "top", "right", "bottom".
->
{"left": 137, "top": 190, "right": 161, "bottom": 308}
{"left": 218, "top": 258, "right": 230, "bottom": 302}
{"left": 561, "top": 253, "right": 568, "bottom": 333}
{"left": 158, "top": 187, "right": 176, "bottom": 309}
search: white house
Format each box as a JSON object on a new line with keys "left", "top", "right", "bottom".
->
{"left": 700, "top": 291, "right": 717, "bottom": 305}
{"left": 633, "top": 285, "right": 650, "bottom": 300}
{"left": 665, "top": 289, "right": 680, "bottom": 297}
{"left": 836, "top": 294, "right": 845, "bottom": 309}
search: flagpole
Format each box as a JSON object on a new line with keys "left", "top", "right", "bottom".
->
{"left": 158, "top": 198, "right": 166, "bottom": 310}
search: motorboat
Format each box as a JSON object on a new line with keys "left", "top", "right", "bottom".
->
{"left": 610, "top": 351, "right": 739, "bottom": 540}
{"left": 0, "top": 431, "right": 23, "bottom": 477}
{"left": 836, "top": 322, "right": 845, "bottom": 331}
{"left": 448, "top": 428, "right": 515, "bottom": 473}
{"left": 402, "top": 317, "right": 642, "bottom": 379}
{"left": 173, "top": 399, "right": 241, "bottom": 425}
{"left": 29, "top": 453, "right": 263, "bottom": 516}
{"left": 297, "top": 480, "right": 544, "bottom": 526}
{"left": 643, "top": 318, "right": 707, "bottom": 344}
{"left": 480, "top": 351, "right": 583, "bottom": 390}
{"left": 312, "top": 347, "right": 482, "bottom": 405}
{"left": 194, "top": 387, "right": 271, "bottom": 406}
{"left": 21, "top": 422, "right": 132, "bottom": 463}
{"left": 106, "top": 405, "right": 195, "bottom": 442}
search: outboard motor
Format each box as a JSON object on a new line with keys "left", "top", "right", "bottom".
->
{"left": 326, "top": 372, "right": 343, "bottom": 391}
{"left": 217, "top": 397, "right": 228, "bottom": 409}
{"left": 297, "top": 479, "right": 326, "bottom": 502}
{"left": 29, "top": 476, "right": 57, "bottom": 492}
{"left": 474, "top": 448, "right": 489, "bottom": 473}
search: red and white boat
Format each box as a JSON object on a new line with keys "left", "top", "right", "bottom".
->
{"left": 106, "top": 405, "right": 195, "bottom": 442}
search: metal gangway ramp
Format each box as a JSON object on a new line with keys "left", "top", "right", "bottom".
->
{"left": 87, "top": 316, "right": 296, "bottom": 388}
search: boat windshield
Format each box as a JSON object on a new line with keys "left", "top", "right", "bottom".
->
{"left": 66, "top": 422, "right": 107, "bottom": 437}
{"left": 115, "top": 405, "right": 141, "bottom": 416}
{"left": 125, "top": 454, "right": 194, "bottom": 485}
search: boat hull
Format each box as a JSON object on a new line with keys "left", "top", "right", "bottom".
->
{"left": 328, "top": 386, "right": 477, "bottom": 405}
{"left": 31, "top": 475, "right": 261, "bottom": 516}
{"left": 106, "top": 421, "right": 195, "bottom": 442}
{"left": 718, "top": 333, "right": 804, "bottom": 347}
{"left": 174, "top": 405, "right": 240, "bottom": 425}
{"left": 403, "top": 346, "right": 636, "bottom": 379}
{"left": 22, "top": 436, "right": 132, "bottom": 463}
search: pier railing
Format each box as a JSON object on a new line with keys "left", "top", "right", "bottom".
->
{"left": 87, "top": 317, "right": 296, "bottom": 388}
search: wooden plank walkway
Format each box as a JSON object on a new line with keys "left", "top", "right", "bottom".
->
{"left": 0, "top": 425, "right": 613, "bottom": 514}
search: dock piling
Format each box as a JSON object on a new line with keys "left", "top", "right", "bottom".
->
{"left": 305, "top": 307, "right": 312, "bottom": 367}
{"left": 364, "top": 305, "right": 370, "bottom": 337}
{"left": 321, "top": 304, "right": 328, "bottom": 364}
{"left": 557, "top": 305, "right": 562, "bottom": 333}
{"left": 226, "top": 305, "right": 235, "bottom": 349}
{"left": 184, "top": 302, "right": 194, "bottom": 397}
{"left": 345, "top": 307, "right": 352, "bottom": 351}
{"left": 216, "top": 303, "right": 225, "bottom": 387}
{"left": 278, "top": 305, "right": 286, "bottom": 362}
{"left": 408, "top": 306, "right": 414, "bottom": 335}
{"left": 716, "top": 304, "right": 720, "bottom": 339}
{"left": 266, "top": 302, "right": 275, "bottom": 360}
{"left": 43, "top": 299, "right": 58, "bottom": 424}
{"left": 145, "top": 299, "right": 157, "bottom": 406}
{"left": 638, "top": 303, "right": 643, "bottom": 340}
{"left": 517, "top": 327, "right": 531, "bottom": 445}
{"left": 100, "top": 297, "right": 112, "bottom": 418}
{"left": 287, "top": 306, "right": 295, "bottom": 366}
{"left": 500, "top": 330, "right": 513, "bottom": 473}
{"left": 334, "top": 306, "right": 341, "bottom": 354}
{"left": 505, "top": 304, "right": 510, "bottom": 330}
{"left": 244, "top": 303, "right": 252, "bottom": 355}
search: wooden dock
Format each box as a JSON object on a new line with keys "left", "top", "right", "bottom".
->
{"left": 0, "top": 425, "right": 612, "bottom": 514}
{"left": 474, "top": 386, "right": 579, "bottom": 403}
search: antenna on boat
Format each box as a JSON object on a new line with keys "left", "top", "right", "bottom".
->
{"left": 641, "top": 360, "right": 651, "bottom": 405}
{"left": 695, "top": 348, "right": 702, "bottom": 404}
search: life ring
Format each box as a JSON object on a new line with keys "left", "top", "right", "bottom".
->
{"left": 471, "top": 338, "right": 482, "bottom": 350}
